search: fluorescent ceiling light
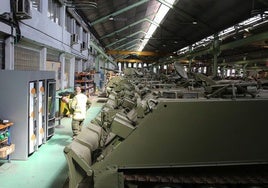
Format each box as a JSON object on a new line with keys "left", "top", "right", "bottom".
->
{"left": 138, "top": 0, "right": 176, "bottom": 51}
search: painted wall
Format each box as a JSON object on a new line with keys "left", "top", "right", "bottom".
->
{"left": 0, "top": 1, "right": 115, "bottom": 92}
{"left": 19, "top": 8, "right": 87, "bottom": 59}
{"left": 0, "top": 0, "right": 10, "bottom": 12}
{"left": 0, "top": 1, "right": 88, "bottom": 59}
{"left": 0, "top": 0, "right": 13, "bottom": 36}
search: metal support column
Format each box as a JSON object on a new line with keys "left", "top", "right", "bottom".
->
{"left": 212, "top": 34, "right": 220, "bottom": 77}
{"left": 40, "top": 47, "right": 47, "bottom": 70}
{"left": 5, "top": 36, "right": 14, "bottom": 70}
{"left": 59, "top": 53, "right": 65, "bottom": 90}
{"left": 188, "top": 45, "right": 193, "bottom": 73}
{"left": 213, "top": 54, "right": 218, "bottom": 77}
{"left": 69, "top": 57, "right": 75, "bottom": 88}
{"left": 95, "top": 54, "right": 100, "bottom": 72}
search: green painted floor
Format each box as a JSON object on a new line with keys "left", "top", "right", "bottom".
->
{"left": 0, "top": 102, "right": 103, "bottom": 188}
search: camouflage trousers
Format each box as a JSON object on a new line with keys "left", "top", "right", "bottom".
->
{"left": 72, "top": 119, "right": 84, "bottom": 137}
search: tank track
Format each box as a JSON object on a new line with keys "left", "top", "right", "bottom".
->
{"left": 122, "top": 164, "right": 268, "bottom": 187}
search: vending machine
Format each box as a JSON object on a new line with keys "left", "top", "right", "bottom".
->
{"left": 28, "top": 81, "right": 37, "bottom": 154}
{"left": 38, "top": 80, "right": 46, "bottom": 146}
{"left": 46, "top": 79, "right": 56, "bottom": 139}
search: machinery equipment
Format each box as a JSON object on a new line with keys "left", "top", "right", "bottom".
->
{"left": 64, "top": 71, "right": 268, "bottom": 188}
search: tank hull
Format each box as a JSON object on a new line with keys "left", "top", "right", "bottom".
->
{"left": 91, "top": 99, "right": 268, "bottom": 188}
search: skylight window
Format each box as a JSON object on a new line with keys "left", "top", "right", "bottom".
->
{"left": 138, "top": 0, "right": 176, "bottom": 51}
{"left": 176, "top": 14, "right": 266, "bottom": 56}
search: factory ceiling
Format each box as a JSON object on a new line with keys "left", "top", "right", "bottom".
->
{"left": 68, "top": 0, "right": 268, "bottom": 70}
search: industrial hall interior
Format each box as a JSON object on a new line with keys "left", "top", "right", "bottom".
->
{"left": 1, "top": 0, "right": 268, "bottom": 188}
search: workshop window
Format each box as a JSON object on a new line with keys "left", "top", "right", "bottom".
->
{"left": 82, "top": 29, "right": 88, "bottom": 49}
{"left": 65, "top": 12, "right": 72, "bottom": 32}
{"left": 14, "top": 46, "right": 40, "bottom": 71}
{"left": 82, "top": 29, "right": 87, "bottom": 43}
{"left": 31, "top": 0, "right": 41, "bottom": 12}
{"left": 0, "top": 40, "right": 4, "bottom": 69}
{"left": 48, "top": 0, "right": 61, "bottom": 25}
{"left": 76, "top": 21, "right": 81, "bottom": 40}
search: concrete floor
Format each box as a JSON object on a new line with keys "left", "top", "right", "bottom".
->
{"left": 0, "top": 101, "right": 103, "bottom": 188}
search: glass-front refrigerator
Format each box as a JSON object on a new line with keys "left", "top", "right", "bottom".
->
{"left": 28, "top": 81, "right": 37, "bottom": 154}
{"left": 38, "top": 80, "right": 45, "bottom": 146}
{"left": 46, "top": 79, "right": 56, "bottom": 139}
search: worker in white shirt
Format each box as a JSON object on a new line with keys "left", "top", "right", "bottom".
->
{"left": 62, "top": 86, "right": 89, "bottom": 139}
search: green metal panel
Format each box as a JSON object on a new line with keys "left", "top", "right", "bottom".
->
{"left": 94, "top": 166, "right": 124, "bottom": 188}
{"left": 110, "top": 114, "right": 135, "bottom": 139}
{"left": 92, "top": 99, "right": 268, "bottom": 170}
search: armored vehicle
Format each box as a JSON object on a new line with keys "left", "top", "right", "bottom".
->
{"left": 64, "top": 73, "right": 268, "bottom": 188}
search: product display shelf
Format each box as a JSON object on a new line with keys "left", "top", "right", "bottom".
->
{"left": 75, "top": 72, "right": 95, "bottom": 96}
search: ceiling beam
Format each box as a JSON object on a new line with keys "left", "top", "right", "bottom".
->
{"left": 115, "top": 59, "right": 154, "bottom": 63}
{"left": 100, "top": 18, "right": 158, "bottom": 39}
{"left": 114, "top": 39, "right": 141, "bottom": 50}
{"left": 115, "top": 45, "right": 140, "bottom": 59}
{"left": 89, "top": 41, "right": 116, "bottom": 66}
{"left": 156, "top": 0, "right": 174, "bottom": 8}
{"left": 221, "top": 57, "right": 268, "bottom": 66}
{"left": 107, "top": 50, "right": 166, "bottom": 56}
{"left": 125, "top": 44, "right": 140, "bottom": 51}
{"left": 175, "top": 30, "right": 268, "bottom": 62}
{"left": 106, "top": 31, "right": 146, "bottom": 48}
{"left": 116, "top": 59, "right": 143, "bottom": 63}
{"left": 220, "top": 31, "right": 268, "bottom": 50}
{"left": 168, "top": 0, "right": 216, "bottom": 32}
{"left": 90, "top": 0, "right": 150, "bottom": 26}
{"left": 256, "top": 0, "right": 268, "bottom": 7}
